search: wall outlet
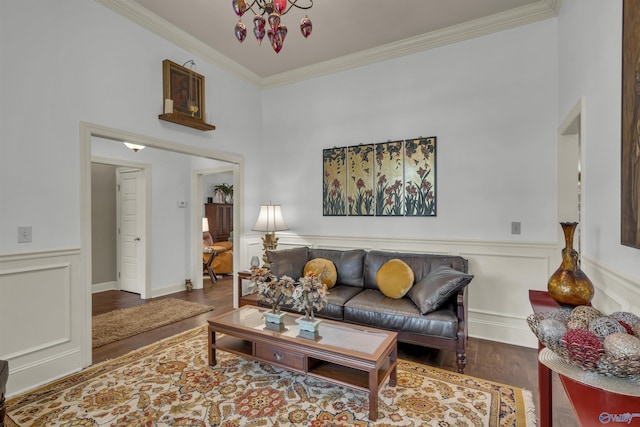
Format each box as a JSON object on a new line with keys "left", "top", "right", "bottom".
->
{"left": 511, "top": 221, "right": 521, "bottom": 235}
{"left": 18, "top": 226, "right": 32, "bottom": 243}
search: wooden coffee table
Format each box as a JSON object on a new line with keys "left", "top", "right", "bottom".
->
{"left": 207, "top": 307, "right": 398, "bottom": 421}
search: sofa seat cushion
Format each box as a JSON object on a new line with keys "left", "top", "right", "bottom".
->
{"left": 271, "top": 284, "right": 362, "bottom": 322}
{"left": 343, "top": 289, "right": 458, "bottom": 339}
{"left": 316, "top": 285, "right": 364, "bottom": 321}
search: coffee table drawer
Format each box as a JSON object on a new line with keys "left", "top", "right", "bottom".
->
{"left": 255, "top": 343, "right": 305, "bottom": 371}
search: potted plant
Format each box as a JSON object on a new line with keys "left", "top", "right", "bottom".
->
{"left": 213, "top": 183, "right": 233, "bottom": 203}
{"left": 292, "top": 271, "right": 329, "bottom": 332}
{"left": 250, "top": 268, "right": 295, "bottom": 326}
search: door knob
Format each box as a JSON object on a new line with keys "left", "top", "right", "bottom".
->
{"left": 134, "top": 237, "right": 141, "bottom": 241}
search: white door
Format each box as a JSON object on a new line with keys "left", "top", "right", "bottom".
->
{"left": 117, "top": 168, "right": 146, "bottom": 294}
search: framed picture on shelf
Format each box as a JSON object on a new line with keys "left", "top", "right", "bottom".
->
{"left": 162, "top": 59, "right": 205, "bottom": 121}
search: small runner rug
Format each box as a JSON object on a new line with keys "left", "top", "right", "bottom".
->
{"left": 92, "top": 298, "right": 214, "bottom": 348}
{"left": 7, "top": 326, "right": 535, "bottom": 427}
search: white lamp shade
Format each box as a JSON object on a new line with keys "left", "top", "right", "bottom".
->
{"left": 202, "top": 217, "right": 209, "bottom": 232}
{"left": 123, "top": 142, "right": 146, "bottom": 152}
{"left": 252, "top": 204, "right": 289, "bottom": 232}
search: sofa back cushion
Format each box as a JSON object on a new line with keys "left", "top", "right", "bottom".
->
{"left": 309, "top": 248, "right": 366, "bottom": 288}
{"left": 267, "top": 247, "right": 309, "bottom": 279}
{"left": 364, "top": 250, "right": 468, "bottom": 290}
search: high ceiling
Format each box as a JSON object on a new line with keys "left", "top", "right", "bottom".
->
{"left": 100, "top": 0, "right": 561, "bottom": 86}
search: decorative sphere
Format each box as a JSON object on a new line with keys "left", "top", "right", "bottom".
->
{"left": 538, "top": 318, "right": 567, "bottom": 347}
{"left": 567, "top": 318, "right": 589, "bottom": 330}
{"left": 588, "top": 316, "right": 626, "bottom": 340}
{"left": 604, "top": 333, "right": 640, "bottom": 358}
{"left": 609, "top": 311, "right": 640, "bottom": 327}
{"left": 562, "top": 328, "right": 603, "bottom": 365}
{"left": 571, "top": 305, "right": 602, "bottom": 321}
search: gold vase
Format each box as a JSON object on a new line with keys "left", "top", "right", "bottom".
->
{"left": 547, "top": 222, "right": 594, "bottom": 306}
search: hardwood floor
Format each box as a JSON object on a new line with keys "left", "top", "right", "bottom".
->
{"left": 92, "top": 276, "right": 578, "bottom": 426}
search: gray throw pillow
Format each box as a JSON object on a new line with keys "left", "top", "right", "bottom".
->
{"left": 408, "top": 264, "right": 474, "bottom": 314}
{"left": 266, "top": 247, "right": 309, "bottom": 279}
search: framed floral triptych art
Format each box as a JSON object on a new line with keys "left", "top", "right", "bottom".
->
{"left": 323, "top": 137, "right": 436, "bottom": 217}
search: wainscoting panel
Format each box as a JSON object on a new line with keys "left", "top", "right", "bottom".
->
{"left": 1, "top": 262, "right": 71, "bottom": 358}
{"left": 0, "top": 249, "right": 86, "bottom": 396}
{"left": 583, "top": 255, "right": 640, "bottom": 316}
{"left": 240, "top": 235, "right": 633, "bottom": 349}
{"left": 241, "top": 235, "right": 559, "bottom": 348}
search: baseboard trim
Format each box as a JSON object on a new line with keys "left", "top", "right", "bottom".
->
{"left": 92, "top": 281, "right": 116, "bottom": 293}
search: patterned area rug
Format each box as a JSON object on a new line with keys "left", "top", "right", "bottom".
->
{"left": 92, "top": 298, "right": 214, "bottom": 348}
{"left": 6, "top": 326, "right": 535, "bottom": 426}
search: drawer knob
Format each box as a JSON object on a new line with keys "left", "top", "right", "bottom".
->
{"left": 274, "top": 352, "right": 283, "bottom": 361}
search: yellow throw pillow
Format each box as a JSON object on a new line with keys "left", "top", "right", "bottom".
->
{"left": 376, "top": 259, "right": 415, "bottom": 299}
{"left": 303, "top": 258, "right": 338, "bottom": 288}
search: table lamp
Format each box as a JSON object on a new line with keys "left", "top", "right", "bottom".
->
{"left": 252, "top": 203, "right": 289, "bottom": 268}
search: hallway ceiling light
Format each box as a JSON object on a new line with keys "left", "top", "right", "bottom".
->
{"left": 124, "top": 142, "right": 146, "bottom": 152}
{"left": 232, "top": 0, "right": 313, "bottom": 53}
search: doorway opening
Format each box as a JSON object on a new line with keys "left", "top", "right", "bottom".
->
{"left": 91, "top": 159, "right": 148, "bottom": 298}
{"left": 81, "top": 122, "right": 243, "bottom": 367}
{"left": 557, "top": 98, "right": 584, "bottom": 256}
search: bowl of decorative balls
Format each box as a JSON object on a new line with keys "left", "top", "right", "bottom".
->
{"left": 527, "top": 306, "right": 640, "bottom": 379}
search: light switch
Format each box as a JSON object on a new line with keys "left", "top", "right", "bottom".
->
{"left": 511, "top": 222, "right": 521, "bottom": 235}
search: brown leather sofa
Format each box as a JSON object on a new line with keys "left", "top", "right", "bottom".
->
{"left": 0, "top": 360, "right": 7, "bottom": 427}
{"left": 266, "top": 247, "right": 473, "bottom": 373}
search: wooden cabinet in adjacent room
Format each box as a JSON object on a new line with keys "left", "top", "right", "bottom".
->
{"left": 205, "top": 203, "right": 233, "bottom": 242}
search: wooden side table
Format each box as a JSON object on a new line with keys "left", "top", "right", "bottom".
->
{"left": 237, "top": 271, "right": 258, "bottom": 307}
{"left": 529, "top": 290, "right": 560, "bottom": 427}
{"left": 532, "top": 291, "right": 640, "bottom": 426}
{"left": 539, "top": 347, "right": 640, "bottom": 426}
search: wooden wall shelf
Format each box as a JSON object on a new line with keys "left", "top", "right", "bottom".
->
{"left": 158, "top": 113, "right": 216, "bottom": 131}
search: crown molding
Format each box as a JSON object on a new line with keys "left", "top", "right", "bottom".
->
{"left": 96, "top": 0, "right": 562, "bottom": 89}
{"left": 262, "top": 0, "right": 563, "bottom": 87}
{"left": 95, "top": 0, "right": 263, "bottom": 87}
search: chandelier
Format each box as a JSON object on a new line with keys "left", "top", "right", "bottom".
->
{"left": 232, "top": 0, "right": 313, "bottom": 53}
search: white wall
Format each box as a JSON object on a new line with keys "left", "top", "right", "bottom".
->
{"left": 261, "top": 19, "right": 559, "bottom": 243}
{"left": 4, "top": 0, "right": 640, "bottom": 396}
{"left": 0, "top": 0, "right": 260, "bottom": 395}
{"left": 0, "top": 0, "right": 262, "bottom": 254}
{"left": 558, "top": 0, "right": 640, "bottom": 312}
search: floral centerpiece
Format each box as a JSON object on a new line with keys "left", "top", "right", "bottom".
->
{"left": 291, "top": 271, "right": 329, "bottom": 332}
{"left": 250, "top": 268, "right": 295, "bottom": 324}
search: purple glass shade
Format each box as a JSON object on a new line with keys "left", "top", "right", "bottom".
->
{"left": 273, "top": 0, "right": 287, "bottom": 14}
{"left": 253, "top": 20, "right": 266, "bottom": 44}
{"left": 268, "top": 12, "right": 281, "bottom": 30}
{"left": 235, "top": 20, "right": 247, "bottom": 42}
{"left": 254, "top": 15, "right": 266, "bottom": 29}
{"left": 300, "top": 15, "right": 312, "bottom": 38}
{"left": 232, "top": 0, "right": 247, "bottom": 17}
{"left": 268, "top": 29, "right": 283, "bottom": 53}
{"left": 276, "top": 25, "right": 287, "bottom": 43}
